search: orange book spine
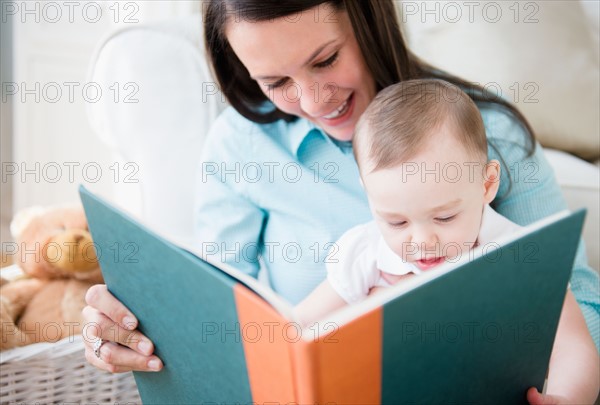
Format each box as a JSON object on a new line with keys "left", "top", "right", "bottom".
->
{"left": 235, "top": 284, "right": 383, "bottom": 404}
{"left": 293, "top": 309, "right": 384, "bottom": 404}
{"left": 234, "top": 285, "right": 297, "bottom": 403}
{"left": 290, "top": 337, "right": 318, "bottom": 404}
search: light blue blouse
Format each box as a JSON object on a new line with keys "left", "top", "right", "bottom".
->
{"left": 194, "top": 105, "right": 600, "bottom": 349}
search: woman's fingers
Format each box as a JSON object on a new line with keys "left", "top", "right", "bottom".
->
{"left": 83, "top": 341, "right": 134, "bottom": 374}
{"left": 84, "top": 340, "right": 163, "bottom": 373}
{"left": 82, "top": 284, "right": 164, "bottom": 373}
{"left": 526, "top": 387, "right": 569, "bottom": 405}
{"left": 85, "top": 284, "right": 138, "bottom": 330}
{"left": 82, "top": 305, "right": 153, "bottom": 354}
{"left": 82, "top": 306, "right": 163, "bottom": 372}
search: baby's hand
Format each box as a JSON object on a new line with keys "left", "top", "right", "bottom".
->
{"left": 379, "top": 270, "right": 415, "bottom": 285}
{"left": 367, "top": 286, "right": 387, "bottom": 296}
{"left": 526, "top": 387, "right": 570, "bottom": 405}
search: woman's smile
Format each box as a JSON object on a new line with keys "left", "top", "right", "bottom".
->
{"left": 226, "top": 3, "right": 376, "bottom": 141}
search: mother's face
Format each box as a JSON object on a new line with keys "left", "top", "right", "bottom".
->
{"left": 225, "top": 3, "right": 377, "bottom": 141}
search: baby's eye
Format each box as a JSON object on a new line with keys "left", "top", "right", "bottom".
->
{"left": 388, "top": 221, "right": 407, "bottom": 229}
{"left": 435, "top": 215, "right": 456, "bottom": 223}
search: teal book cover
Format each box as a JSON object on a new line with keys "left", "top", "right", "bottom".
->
{"left": 80, "top": 186, "right": 584, "bottom": 404}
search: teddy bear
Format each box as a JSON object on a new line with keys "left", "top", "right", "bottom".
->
{"left": 0, "top": 205, "right": 104, "bottom": 351}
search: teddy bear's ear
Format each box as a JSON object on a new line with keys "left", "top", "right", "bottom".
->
{"left": 10, "top": 206, "right": 49, "bottom": 240}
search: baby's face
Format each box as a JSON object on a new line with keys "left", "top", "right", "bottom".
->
{"left": 362, "top": 128, "right": 498, "bottom": 271}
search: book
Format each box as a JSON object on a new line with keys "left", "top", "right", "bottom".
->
{"left": 79, "top": 185, "right": 585, "bottom": 405}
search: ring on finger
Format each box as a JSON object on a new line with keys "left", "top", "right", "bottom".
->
{"left": 93, "top": 338, "right": 108, "bottom": 359}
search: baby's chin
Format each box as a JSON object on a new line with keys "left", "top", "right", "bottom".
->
{"left": 413, "top": 256, "right": 445, "bottom": 271}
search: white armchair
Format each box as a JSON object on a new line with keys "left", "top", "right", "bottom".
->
{"left": 87, "top": 15, "right": 226, "bottom": 244}
{"left": 86, "top": 5, "right": 600, "bottom": 272}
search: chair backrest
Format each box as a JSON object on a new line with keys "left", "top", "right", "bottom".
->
{"left": 87, "top": 14, "right": 227, "bottom": 241}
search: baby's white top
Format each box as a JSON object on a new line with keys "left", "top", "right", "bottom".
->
{"left": 327, "top": 205, "right": 522, "bottom": 303}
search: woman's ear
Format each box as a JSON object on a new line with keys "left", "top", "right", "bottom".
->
{"left": 483, "top": 160, "right": 501, "bottom": 204}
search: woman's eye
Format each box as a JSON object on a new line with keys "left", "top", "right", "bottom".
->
{"left": 314, "top": 52, "right": 338, "bottom": 69}
{"left": 264, "top": 52, "right": 338, "bottom": 90}
{"left": 436, "top": 215, "right": 456, "bottom": 223}
{"left": 265, "top": 78, "right": 289, "bottom": 89}
{"left": 265, "top": 78, "right": 287, "bottom": 90}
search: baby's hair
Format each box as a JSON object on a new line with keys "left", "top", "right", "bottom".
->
{"left": 353, "top": 79, "right": 487, "bottom": 173}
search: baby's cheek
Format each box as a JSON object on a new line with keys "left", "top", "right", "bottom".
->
{"left": 380, "top": 232, "right": 406, "bottom": 259}
{"left": 442, "top": 227, "right": 478, "bottom": 259}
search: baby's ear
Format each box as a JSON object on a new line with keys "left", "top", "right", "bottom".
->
{"left": 483, "top": 160, "right": 501, "bottom": 204}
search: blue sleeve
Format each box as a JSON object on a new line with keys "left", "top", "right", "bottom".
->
{"left": 193, "top": 109, "right": 265, "bottom": 279}
{"left": 483, "top": 107, "right": 600, "bottom": 351}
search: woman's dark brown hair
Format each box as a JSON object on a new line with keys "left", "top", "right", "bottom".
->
{"left": 203, "top": 0, "right": 535, "bottom": 157}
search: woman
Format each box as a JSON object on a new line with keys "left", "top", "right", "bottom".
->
{"left": 83, "top": 1, "right": 599, "bottom": 402}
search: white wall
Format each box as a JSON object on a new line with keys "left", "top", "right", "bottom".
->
{"left": 2, "top": 0, "right": 198, "bottom": 244}
{"left": 1, "top": 0, "right": 15, "bottom": 247}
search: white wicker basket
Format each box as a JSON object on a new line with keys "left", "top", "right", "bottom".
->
{"left": 0, "top": 265, "right": 141, "bottom": 404}
{"left": 0, "top": 334, "right": 141, "bottom": 404}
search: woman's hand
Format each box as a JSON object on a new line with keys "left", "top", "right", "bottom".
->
{"left": 527, "top": 387, "right": 570, "bottom": 404}
{"left": 82, "top": 284, "right": 163, "bottom": 373}
{"left": 525, "top": 290, "right": 599, "bottom": 404}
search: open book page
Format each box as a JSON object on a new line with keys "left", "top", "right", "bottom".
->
{"left": 164, "top": 236, "right": 297, "bottom": 322}
{"left": 307, "top": 209, "right": 572, "bottom": 339}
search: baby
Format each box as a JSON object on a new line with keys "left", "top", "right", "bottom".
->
{"left": 295, "top": 79, "right": 521, "bottom": 325}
